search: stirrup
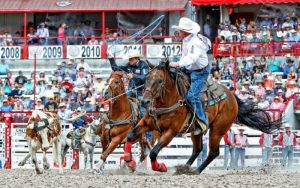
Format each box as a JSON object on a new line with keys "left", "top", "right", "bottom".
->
{"left": 194, "top": 119, "right": 207, "bottom": 135}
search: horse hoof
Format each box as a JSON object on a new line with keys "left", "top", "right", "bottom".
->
{"left": 36, "top": 169, "right": 43, "bottom": 175}
{"left": 127, "top": 160, "right": 136, "bottom": 172}
{"left": 43, "top": 164, "right": 50, "bottom": 170}
{"left": 152, "top": 162, "right": 167, "bottom": 172}
{"left": 18, "top": 161, "right": 25, "bottom": 166}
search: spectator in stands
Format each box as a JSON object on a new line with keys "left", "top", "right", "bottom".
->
{"left": 58, "top": 103, "right": 71, "bottom": 124}
{"left": 82, "top": 20, "right": 94, "bottom": 38}
{"left": 238, "top": 87, "right": 249, "bottom": 102}
{"left": 82, "top": 98, "right": 94, "bottom": 111}
{"left": 0, "top": 98, "right": 12, "bottom": 112}
{"left": 14, "top": 71, "right": 27, "bottom": 86}
{"left": 234, "top": 126, "right": 248, "bottom": 169}
{"left": 274, "top": 80, "right": 285, "bottom": 95}
{"left": 44, "top": 83, "right": 55, "bottom": 99}
{"left": 173, "top": 31, "right": 182, "bottom": 43}
{"left": 61, "top": 76, "right": 73, "bottom": 94}
{"left": 68, "top": 96, "right": 80, "bottom": 112}
{"left": 265, "top": 87, "right": 274, "bottom": 104}
{"left": 88, "top": 35, "right": 99, "bottom": 45}
{"left": 247, "top": 20, "right": 256, "bottom": 31}
{"left": 260, "top": 17, "right": 272, "bottom": 28}
{"left": 93, "top": 75, "right": 105, "bottom": 95}
{"left": 57, "top": 23, "right": 67, "bottom": 45}
{"left": 65, "top": 61, "right": 77, "bottom": 81}
{"left": 197, "top": 131, "right": 209, "bottom": 167}
{"left": 0, "top": 35, "right": 7, "bottom": 46}
{"left": 238, "top": 18, "right": 247, "bottom": 33}
{"left": 287, "top": 66, "right": 298, "bottom": 82}
{"left": 76, "top": 91, "right": 85, "bottom": 106}
{"left": 219, "top": 25, "right": 232, "bottom": 41}
{"left": 223, "top": 128, "right": 235, "bottom": 170}
{"left": 24, "top": 78, "right": 33, "bottom": 95}
{"left": 286, "top": 80, "right": 299, "bottom": 98}
{"left": 13, "top": 31, "right": 23, "bottom": 45}
{"left": 257, "top": 95, "right": 269, "bottom": 109}
{"left": 278, "top": 123, "right": 297, "bottom": 168}
{"left": 3, "top": 31, "right": 12, "bottom": 45}
{"left": 203, "top": 18, "right": 211, "bottom": 39}
{"left": 13, "top": 98, "right": 26, "bottom": 111}
{"left": 250, "top": 32, "right": 261, "bottom": 43}
{"left": 259, "top": 132, "right": 274, "bottom": 166}
{"left": 74, "top": 67, "right": 90, "bottom": 92}
{"left": 255, "top": 80, "right": 265, "bottom": 96}
{"left": 84, "top": 90, "right": 96, "bottom": 105}
{"left": 10, "top": 84, "right": 23, "bottom": 98}
{"left": 288, "top": 29, "right": 300, "bottom": 42}
{"left": 6, "top": 71, "right": 14, "bottom": 86}
{"left": 282, "top": 17, "right": 294, "bottom": 29}
{"left": 44, "top": 95, "right": 58, "bottom": 111}
{"left": 76, "top": 59, "right": 91, "bottom": 74}
{"left": 27, "top": 27, "right": 37, "bottom": 45}
{"left": 36, "top": 22, "right": 49, "bottom": 45}
{"left": 269, "top": 96, "right": 285, "bottom": 121}
{"left": 35, "top": 98, "right": 44, "bottom": 110}
{"left": 277, "top": 89, "right": 286, "bottom": 102}
{"left": 0, "top": 60, "right": 9, "bottom": 76}
{"left": 36, "top": 78, "right": 46, "bottom": 97}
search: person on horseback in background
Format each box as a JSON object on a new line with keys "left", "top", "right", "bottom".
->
{"left": 108, "top": 50, "right": 151, "bottom": 138}
{"left": 108, "top": 51, "right": 150, "bottom": 101}
{"left": 170, "top": 17, "right": 211, "bottom": 134}
{"left": 70, "top": 107, "right": 92, "bottom": 149}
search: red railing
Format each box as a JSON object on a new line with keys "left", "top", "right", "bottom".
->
{"left": 213, "top": 41, "right": 300, "bottom": 57}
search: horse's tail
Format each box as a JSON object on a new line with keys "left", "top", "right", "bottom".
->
{"left": 234, "top": 95, "right": 281, "bottom": 133}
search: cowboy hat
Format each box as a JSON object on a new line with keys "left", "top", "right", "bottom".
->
{"left": 172, "top": 17, "right": 200, "bottom": 34}
{"left": 240, "top": 87, "right": 248, "bottom": 93}
{"left": 59, "top": 103, "right": 66, "bottom": 108}
{"left": 123, "top": 50, "right": 144, "bottom": 60}
{"left": 238, "top": 126, "right": 245, "bottom": 130}
{"left": 243, "top": 81, "right": 250, "bottom": 85}
{"left": 284, "top": 123, "right": 291, "bottom": 128}
{"left": 273, "top": 96, "right": 280, "bottom": 100}
{"left": 289, "top": 80, "right": 296, "bottom": 85}
{"left": 275, "top": 80, "right": 282, "bottom": 84}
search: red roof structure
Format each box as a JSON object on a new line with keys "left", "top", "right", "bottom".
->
{"left": 0, "top": 0, "right": 187, "bottom": 13}
{"left": 192, "top": 0, "right": 300, "bottom": 6}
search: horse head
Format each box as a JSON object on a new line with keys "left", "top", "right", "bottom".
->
{"left": 104, "top": 71, "right": 125, "bottom": 101}
{"left": 141, "top": 59, "right": 171, "bottom": 110}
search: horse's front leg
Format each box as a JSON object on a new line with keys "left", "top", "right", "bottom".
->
{"left": 30, "top": 143, "right": 43, "bottom": 174}
{"left": 124, "top": 119, "right": 151, "bottom": 167}
{"left": 90, "top": 149, "right": 94, "bottom": 169}
{"left": 94, "top": 130, "right": 129, "bottom": 173}
{"left": 18, "top": 153, "right": 31, "bottom": 166}
{"left": 149, "top": 129, "right": 177, "bottom": 172}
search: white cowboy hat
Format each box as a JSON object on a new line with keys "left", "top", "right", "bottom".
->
{"left": 59, "top": 103, "right": 66, "bottom": 108}
{"left": 284, "top": 123, "right": 291, "bottom": 128}
{"left": 240, "top": 87, "right": 248, "bottom": 93}
{"left": 238, "top": 126, "right": 246, "bottom": 130}
{"left": 172, "top": 17, "right": 200, "bottom": 34}
{"left": 123, "top": 50, "right": 144, "bottom": 60}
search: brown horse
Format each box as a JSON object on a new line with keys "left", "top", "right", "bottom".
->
{"left": 94, "top": 71, "right": 147, "bottom": 173}
{"left": 123, "top": 61, "right": 280, "bottom": 174}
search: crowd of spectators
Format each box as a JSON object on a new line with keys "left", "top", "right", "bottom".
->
{"left": 0, "top": 58, "right": 108, "bottom": 122}
{"left": 217, "top": 14, "right": 300, "bottom": 44}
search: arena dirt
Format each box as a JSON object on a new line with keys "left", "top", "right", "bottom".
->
{"left": 0, "top": 168, "right": 299, "bottom": 188}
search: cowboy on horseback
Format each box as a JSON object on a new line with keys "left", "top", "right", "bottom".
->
{"left": 169, "top": 17, "right": 211, "bottom": 134}
{"left": 108, "top": 51, "right": 150, "bottom": 101}
{"left": 70, "top": 107, "right": 92, "bottom": 149}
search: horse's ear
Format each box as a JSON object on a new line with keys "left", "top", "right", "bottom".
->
{"left": 159, "top": 58, "right": 169, "bottom": 70}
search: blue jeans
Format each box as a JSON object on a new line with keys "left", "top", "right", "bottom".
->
{"left": 187, "top": 65, "right": 210, "bottom": 126}
{"left": 262, "top": 147, "right": 272, "bottom": 165}
{"left": 224, "top": 145, "right": 235, "bottom": 169}
{"left": 282, "top": 146, "right": 294, "bottom": 168}
{"left": 57, "top": 39, "right": 64, "bottom": 45}
{"left": 39, "top": 38, "right": 47, "bottom": 45}
{"left": 234, "top": 148, "right": 245, "bottom": 168}
{"left": 197, "top": 142, "right": 208, "bottom": 167}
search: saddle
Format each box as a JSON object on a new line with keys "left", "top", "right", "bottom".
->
{"left": 174, "top": 69, "right": 226, "bottom": 107}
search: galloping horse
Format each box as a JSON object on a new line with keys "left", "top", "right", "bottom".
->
{"left": 123, "top": 61, "right": 281, "bottom": 173}
{"left": 94, "top": 71, "right": 147, "bottom": 173}
{"left": 61, "top": 118, "right": 101, "bottom": 169}
{"left": 20, "top": 110, "right": 63, "bottom": 174}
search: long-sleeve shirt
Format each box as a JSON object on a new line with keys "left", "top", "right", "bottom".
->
{"left": 224, "top": 130, "right": 235, "bottom": 146}
{"left": 235, "top": 134, "right": 248, "bottom": 149}
{"left": 178, "top": 34, "right": 210, "bottom": 70}
{"left": 259, "top": 133, "right": 274, "bottom": 148}
{"left": 36, "top": 27, "right": 49, "bottom": 38}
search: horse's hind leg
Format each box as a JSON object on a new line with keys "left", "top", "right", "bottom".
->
{"left": 186, "top": 132, "right": 203, "bottom": 166}
{"left": 31, "top": 147, "right": 43, "bottom": 174}
{"left": 196, "top": 125, "right": 226, "bottom": 174}
{"left": 90, "top": 149, "right": 94, "bottom": 169}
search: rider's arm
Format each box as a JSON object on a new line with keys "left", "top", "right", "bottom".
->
{"left": 108, "top": 58, "right": 128, "bottom": 72}
{"left": 132, "top": 64, "right": 150, "bottom": 82}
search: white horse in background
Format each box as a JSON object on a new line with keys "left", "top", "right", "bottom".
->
{"left": 61, "top": 118, "right": 101, "bottom": 170}
{"left": 18, "top": 110, "right": 63, "bottom": 174}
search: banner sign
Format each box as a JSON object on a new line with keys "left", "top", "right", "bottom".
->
{"left": 0, "top": 46, "right": 21, "bottom": 60}
{"left": 146, "top": 44, "right": 182, "bottom": 58}
{"left": 107, "top": 45, "right": 142, "bottom": 58}
{"left": 28, "top": 46, "right": 63, "bottom": 59}
{"left": 67, "top": 45, "right": 101, "bottom": 59}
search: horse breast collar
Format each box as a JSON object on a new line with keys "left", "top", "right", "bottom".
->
{"left": 104, "top": 99, "right": 138, "bottom": 129}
